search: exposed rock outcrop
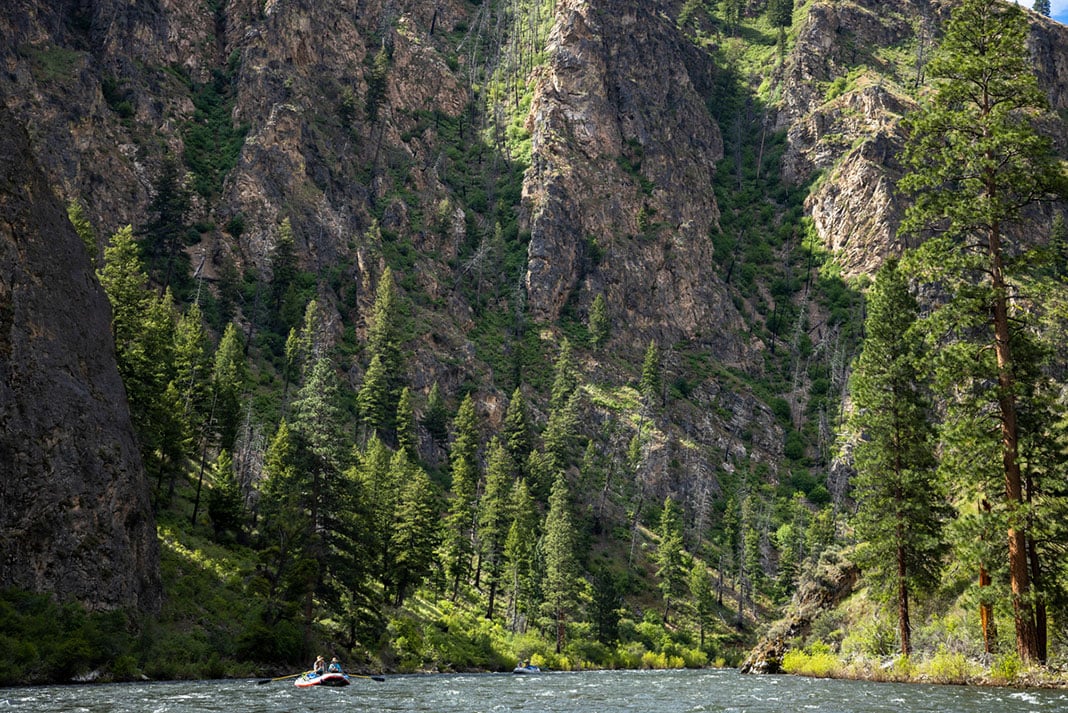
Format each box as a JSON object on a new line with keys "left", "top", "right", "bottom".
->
{"left": 0, "top": 105, "right": 160, "bottom": 613}
{"left": 780, "top": 0, "right": 1068, "bottom": 278}
{"left": 522, "top": 0, "right": 753, "bottom": 367}
{"left": 740, "top": 548, "right": 859, "bottom": 674}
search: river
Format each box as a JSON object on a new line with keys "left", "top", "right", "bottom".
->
{"left": 3, "top": 668, "right": 1066, "bottom": 712}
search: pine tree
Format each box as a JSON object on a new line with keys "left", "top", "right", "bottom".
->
{"left": 98, "top": 225, "right": 151, "bottom": 361}
{"left": 269, "top": 218, "right": 302, "bottom": 331}
{"left": 766, "top": 0, "right": 794, "bottom": 54}
{"left": 172, "top": 303, "right": 211, "bottom": 427}
{"left": 845, "top": 258, "right": 947, "bottom": 657}
{"left": 504, "top": 478, "right": 539, "bottom": 633}
{"left": 550, "top": 338, "right": 578, "bottom": 411}
{"left": 140, "top": 155, "right": 191, "bottom": 294}
{"left": 207, "top": 449, "right": 244, "bottom": 540}
{"left": 689, "top": 564, "right": 716, "bottom": 651}
{"left": 655, "top": 497, "right": 688, "bottom": 623}
{"left": 588, "top": 293, "right": 609, "bottom": 347}
{"left": 352, "top": 433, "right": 395, "bottom": 587}
{"left": 720, "top": 0, "right": 743, "bottom": 36}
{"left": 478, "top": 438, "right": 515, "bottom": 619}
{"left": 395, "top": 386, "right": 417, "bottom": 458}
{"left": 898, "top": 0, "right": 1068, "bottom": 662}
{"left": 367, "top": 266, "right": 404, "bottom": 379}
{"left": 502, "top": 387, "right": 533, "bottom": 472}
{"left": 361, "top": 267, "right": 406, "bottom": 441}
{"left": 357, "top": 353, "right": 392, "bottom": 438}
{"left": 543, "top": 472, "right": 579, "bottom": 653}
{"left": 543, "top": 389, "right": 581, "bottom": 479}
{"left": 213, "top": 323, "right": 248, "bottom": 451}
{"left": 422, "top": 381, "right": 450, "bottom": 448}
{"left": 390, "top": 462, "right": 440, "bottom": 605}
{"left": 1034, "top": 0, "right": 1051, "bottom": 17}
{"left": 639, "top": 340, "right": 661, "bottom": 406}
{"left": 442, "top": 394, "right": 481, "bottom": 598}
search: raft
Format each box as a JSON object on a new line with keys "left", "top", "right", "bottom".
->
{"left": 294, "top": 671, "right": 351, "bottom": 687}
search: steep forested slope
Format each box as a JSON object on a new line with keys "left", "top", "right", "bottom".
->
{"left": 3, "top": 0, "right": 1068, "bottom": 684}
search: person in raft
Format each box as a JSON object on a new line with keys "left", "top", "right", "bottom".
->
{"left": 328, "top": 657, "right": 342, "bottom": 673}
{"left": 313, "top": 655, "right": 326, "bottom": 676}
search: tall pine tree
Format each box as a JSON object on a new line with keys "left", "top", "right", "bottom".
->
{"left": 845, "top": 258, "right": 947, "bottom": 656}
{"left": 898, "top": 0, "right": 1068, "bottom": 662}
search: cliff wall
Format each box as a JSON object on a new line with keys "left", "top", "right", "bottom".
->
{"left": 0, "top": 104, "right": 160, "bottom": 613}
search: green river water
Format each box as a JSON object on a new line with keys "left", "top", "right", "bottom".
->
{"left": 3, "top": 668, "right": 1066, "bottom": 712}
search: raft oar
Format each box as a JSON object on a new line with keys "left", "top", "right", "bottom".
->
{"left": 256, "top": 671, "right": 309, "bottom": 685}
{"left": 349, "top": 673, "right": 386, "bottom": 682}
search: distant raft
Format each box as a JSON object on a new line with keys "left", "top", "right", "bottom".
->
{"left": 294, "top": 671, "right": 351, "bottom": 687}
{"left": 512, "top": 664, "right": 541, "bottom": 674}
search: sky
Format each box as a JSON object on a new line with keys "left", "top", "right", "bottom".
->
{"left": 1024, "top": 0, "right": 1068, "bottom": 24}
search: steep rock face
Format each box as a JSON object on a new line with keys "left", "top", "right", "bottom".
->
{"left": 521, "top": 0, "right": 753, "bottom": 367}
{"left": 0, "top": 105, "right": 161, "bottom": 613}
{"left": 780, "top": 0, "right": 1068, "bottom": 278}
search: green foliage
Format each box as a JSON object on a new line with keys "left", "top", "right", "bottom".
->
{"left": 67, "top": 199, "right": 97, "bottom": 265}
{"left": 587, "top": 293, "right": 610, "bottom": 348}
{"left": 181, "top": 68, "right": 249, "bottom": 197}
{"left": 781, "top": 641, "right": 840, "bottom": 678}
{"left": 844, "top": 258, "right": 947, "bottom": 655}
{"left": 0, "top": 590, "right": 135, "bottom": 685}
{"left": 207, "top": 450, "right": 244, "bottom": 540}
{"left": 898, "top": 0, "right": 1068, "bottom": 662}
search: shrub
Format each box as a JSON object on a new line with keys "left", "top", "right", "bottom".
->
{"left": 989, "top": 652, "right": 1022, "bottom": 685}
{"left": 781, "top": 641, "right": 841, "bottom": 678}
{"left": 922, "top": 648, "right": 976, "bottom": 684}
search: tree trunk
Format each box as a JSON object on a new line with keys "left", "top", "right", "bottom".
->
{"left": 896, "top": 537, "right": 911, "bottom": 657}
{"left": 989, "top": 220, "right": 1039, "bottom": 661}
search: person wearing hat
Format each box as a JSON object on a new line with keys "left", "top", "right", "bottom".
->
{"left": 328, "top": 656, "right": 342, "bottom": 673}
{"left": 312, "top": 655, "right": 326, "bottom": 676}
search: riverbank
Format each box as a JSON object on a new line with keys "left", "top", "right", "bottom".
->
{"left": 780, "top": 646, "right": 1068, "bottom": 689}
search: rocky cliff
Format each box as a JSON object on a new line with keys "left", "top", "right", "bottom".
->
{"left": 5, "top": 0, "right": 1068, "bottom": 616}
{"left": 0, "top": 104, "right": 160, "bottom": 613}
{"left": 779, "top": 0, "right": 1068, "bottom": 278}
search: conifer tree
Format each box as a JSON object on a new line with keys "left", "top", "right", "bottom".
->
{"left": 845, "top": 258, "right": 946, "bottom": 657}
{"left": 269, "top": 218, "right": 301, "bottom": 331}
{"left": 141, "top": 155, "right": 191, "bottom": 294}
{"left": 357, "top": 353, "right": 392, "bottom": 438}
{"left": 352, "top": 433, "right": 395, "bottom": 587}
{"left": 212, "top": 322, "right": 248, "bottom": 451}
{"left": 588, "top": 293, "right": 609, "bottom": 347}
{"left": 504, "top": 478, "right": 539, "bottom": 633}
{"left": 1034, "top": 0, "right": 1051, "bottom": 16}
{"left": 395, "top": 386, "right": 417, "bottom": 458}
{"left": 291, "top": 355, "right": 347, "bottom": 478}
{"left": 543, "top": 472, "right": 579, "bottom": 653}
{"left": 367, "top": 266, "right": 405, "bottom": 380}
{"left": 442, "top": 394, "right": 481, "bottom": 598}
{"left": 655, "top": 497, "right": 688, "bottom": 623}
{"left": 689, "top": 564, "right": 716, "bottom": 650}
{"left": 391, "top": 462, "right": 440, "bottom": 605}
{"left": 898, "top": 0, "right": 1068, "bottom": 661}
{"left": 550, "top": 338, "right": 578, "bottom": 411}
{"left": 639, "top": 340, "right": 661, "bottom": 406}
{"left": 172, "top": 302, "right": 211, "bottom": 430}
{"left": 422, "top": 381, "right": 450, "bottom": 448}
{"left": 502, "top": 387, "right": 533, "bottom": 472}
{"left": 478, "top": 438, "right": 515, "bottom": 619}
{"left": 98, "top": 226, "right": 150, "bottom": 364}
{"left": 543, "top": 389, "right": 582, "bottom": 478}
{"left": 721, "top": 0, "right": 743, "bottom": 36}
{"left": 361, "top": 267, "right": 406, "bottom": 441}
{"left": 207, "top": 449, "right": 244, "bottom": 540}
